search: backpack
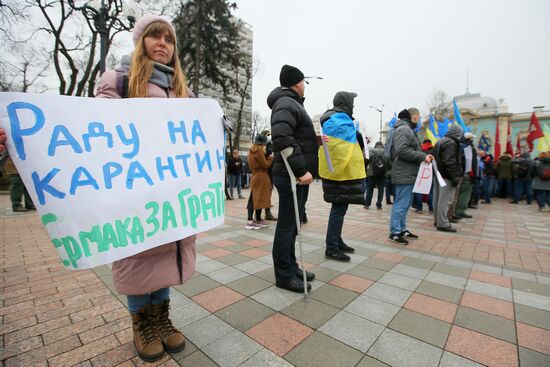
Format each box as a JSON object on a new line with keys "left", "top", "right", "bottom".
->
{"left": 537, "top": 162, "right": 550, "bottom": 180}
{"left": 515, "top": 160, "right": 530, "bottom": 178}
{"left": 371, "top": 152, "right": 386, "bottom": 177}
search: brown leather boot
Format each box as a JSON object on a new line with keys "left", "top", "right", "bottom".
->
{"left": 131, "top": 305, "right": 164, "bottom": 362}
{"left": 152, "top": 300, "right": 186, "bottom": 353}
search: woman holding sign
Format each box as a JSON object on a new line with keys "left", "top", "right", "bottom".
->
{"left": 95, "top": 15, "right": 193, "bottom": 362}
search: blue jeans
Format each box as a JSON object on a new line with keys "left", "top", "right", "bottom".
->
{"left": 127, "top": 287, "right": 170, "bottom": 313}
{"left": 482, "top": 176, "right": 496, "bottom": 202}
{"left": 272, "top": 175, "right": 307, "bottom": 283}
{"left": 536, "top": 190, "right": 550, "bottom": 209}
{"left": 326, "top": 202, "right": 349, "bottom": 252}
{"left": 229, "top": 174, "right": 242, "bottom": 197}
{"left": 390, "top": 184, "right": 414, "bottom": 235}
{"left": 365, "top": 176, "right": 386, "bottom": 208}
{"left": 513, "top": 178, "right": 532, "bottom": 203}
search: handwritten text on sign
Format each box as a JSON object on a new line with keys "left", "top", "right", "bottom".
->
{"left": 0, "top": 93, "right": 226, "bottom": 270}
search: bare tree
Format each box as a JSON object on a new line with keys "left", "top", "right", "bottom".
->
{"left": 231, "top": 59, "right": 259, "bottom": 149}
{"left": 426, "top": 89, "right": 452, "bottom": 121}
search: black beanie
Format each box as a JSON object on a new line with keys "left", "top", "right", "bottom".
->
{"left": 279, "top": 64, "right": 304, "bottom": 87}
{"left": 397, "top": 109, "right": 411, "bottom": 120}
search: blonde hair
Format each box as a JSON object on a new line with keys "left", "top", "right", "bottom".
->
{"left": 250, "top": 144, "right": 266, "bottom": 154}
{"left": 128, "top": 21, "right": 188, "bottom": 98}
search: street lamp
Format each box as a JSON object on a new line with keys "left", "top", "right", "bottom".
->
{"left": 72, "top": 0, "right": 141, "bottom": 74}
{"left": 304, "top": 76, "right": 323, "bottom": 84}
{"left": 369, "top": 104, "right": 384, "bottom": 141}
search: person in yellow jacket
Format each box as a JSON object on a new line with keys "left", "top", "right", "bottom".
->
{"left": 319, "top": 91, "right": 366, "bottom": 262}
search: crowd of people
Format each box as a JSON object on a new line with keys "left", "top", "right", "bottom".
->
{"left": 1, "top": 17, "right": 549, "bottom": 360}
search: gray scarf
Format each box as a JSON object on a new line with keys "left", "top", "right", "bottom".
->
{"left": 118, "top": 55, "right": 174, "bottom": 90}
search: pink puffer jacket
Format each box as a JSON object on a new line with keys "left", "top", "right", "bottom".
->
{"left": 96, "top": 70, "right": 196, "bottom": 295}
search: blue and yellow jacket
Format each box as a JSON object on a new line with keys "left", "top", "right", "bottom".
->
{"left": 319, "top": 92, "right": 366, "bottom": 204}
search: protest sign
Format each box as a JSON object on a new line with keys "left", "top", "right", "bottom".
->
{"left": 431, "top": 160, "right": 447, "bottom": 188}
{"left": 0, "top": 93, "right": 226, "bottom": 270}
{"left": 464, "top": 145, "right": 473, "bottom": 173}
{"left": 413, "top": 161, "right": 433, "bottom": 194}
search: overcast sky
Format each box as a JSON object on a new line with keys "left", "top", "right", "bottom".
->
{"left": 233, "top": 0, "right": 550, "bottom": 139}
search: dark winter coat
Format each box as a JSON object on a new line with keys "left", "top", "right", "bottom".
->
{"left": 227, "top": 156, "right": 243, "bottom": 175}
{"left": 495, "top": 154, "right": 514, "bottom": 179}
{"left": 433, "top": 125, "right": 463, "bottom": 185}
{"left": 267, "top": 87, "right": 319, "bottom": 178}
{"left": 390, "top": 114, "right": 426, "bottom": 185}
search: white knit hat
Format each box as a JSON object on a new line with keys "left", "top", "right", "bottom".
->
{"left": 132, "top": 15, "right": 176, "bottom": 46}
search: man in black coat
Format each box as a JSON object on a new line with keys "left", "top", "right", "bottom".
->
{"left": 433, "top": 125, "right": 463, "bottom": 232}
{"left": 268, "top": 65, "right": 318, "bottom": 293}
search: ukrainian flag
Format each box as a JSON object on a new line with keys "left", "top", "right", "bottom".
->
{"left": 319, "top": 112, "right": 366, "bottom": 181}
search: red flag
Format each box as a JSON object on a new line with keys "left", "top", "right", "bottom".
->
{"left": 494, "top": 122, "right": 501, "bottom": 159}
{"left": 527, "top": 112, "right": 544, "bottom": 152}
{"left": 516, "top": 133, "right": 521, "bottom": 153}
{"left": 506, "top": 122, "right": 513, "bottom": 155}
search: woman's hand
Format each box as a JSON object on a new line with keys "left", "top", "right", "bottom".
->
{"left": 0, "top": 128, "right": 6, "bottom": 153}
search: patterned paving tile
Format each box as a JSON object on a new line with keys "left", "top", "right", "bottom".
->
{"left": 465, "top": 279, "right": 513, "bottom": 302}
{"left": 516, "top": 321, "right": 550, "bottom": 355}
{"left": 284, "top": 332, "right": 364, "bottom": 367}
{"left": 202, "top": 248, "right": 234, "bottom": 259}
{"left": 439, "top": 351, "right": 484, "bottom": 367}
{"left": 309, "top": 284, "right": 358, "bottom": 309}
{"left": 181, "top": 314, "right": 234, "bottom": 348}
{"left": 445, "top": 325, "right": 519, "bottom": 367}
{"left": 344, "top": 295, "right": 401, "bottom": 326}
{"left": 518, "top": 347, "right": 550, "bottom": 367}
{"left": 389, "top": 263, "right": 430, "bottom": 279}
{"left": 513, "top": 289, "right": 550, "bottom": 311}
{"left": 469, "top": 270, "right": 511, "bottom": 288}
{"left": 388, "top": 309, "right": 451, "bottom": 348}
{"left": 404, "top": 293, "right": 458, "bottom": 323}
{"left": 215, "top": 298, "right": 275, "bottom": 332}
{"left": 192, "top": 286, "right": 245, "bottom": 313}
{"left": 234, "top": 259, "right": 272, "bottom": 274}
{"left": 514, "top": 304, "right": 550, "bottom": 331}
{"left": 251, "top": 286, "right": 303, "bottom": 311}
{"left": 425, "top": 271, "right": 467, "bottom": 290}
{"left": 415, "top": 280, "right": 463, "bottom": 303}
{"left": 512, "top": 278, "right": 550, "bottom": 297}
{"left": 372, "top": 252, "right": 405, "bottom": 263}
{"left": 378, "top": 272, "right": 422, "bottom": 291}
{"left": 242, "top": 239, "right": 272, "bottom": 247}
{"left": 239, "top": 349, "right": 294, "bottom": 367}
{"left": 245, "top": 313, "right": 313, "bottom": 356}
{"left": 280, "top": 298, "right": 339, "bottom": 329}
{"left": 211, "top": 239, "right": 238, "bottom": 247}
{"left": 368, "top": 329, "right": 443, "bottom": 367}
{"left": 239, "top": 248, "right": 271, "bottom": 259}
{"left": 460, "top": 291, "right": 514, "bottom": 320}
{"left": 454, "top": 306, "right": 517, "bottom": 343}
{"left": 207, "top": 267, "right": 249, "bottom": 284}
{"left": 319, "top": 311, "right": 384, "bottom": 352}
{"left": 329, "top": 274, "right": 374, "bottom": 293}
{"left": 362, "top": 282, "right": 412, "bottom": 307}
{"left": 201, "top": 329, "right": 263, "bottom": 367}
{"left": 225, "top": 275, "right": 272, "bottom": 297}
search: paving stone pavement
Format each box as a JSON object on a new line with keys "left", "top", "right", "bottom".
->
{"left": 1, "top": 182, "right": 550, "bottom": 366}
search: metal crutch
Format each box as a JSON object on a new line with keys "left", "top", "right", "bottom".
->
{"left": 280, "top": 147, "right": 308, "bottom": 297}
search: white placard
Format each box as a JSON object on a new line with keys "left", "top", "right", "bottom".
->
{"left": 464, "top": 145, "right": 473, "bottom": 173}
{"left": 413, "top": 162, "right": 433, "bottom": 194}
{"left": 0, "top": 92, "right": 226, "bottom": 270}
{"left": 431, "top": 159, "right": 447, "bottom": 188}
